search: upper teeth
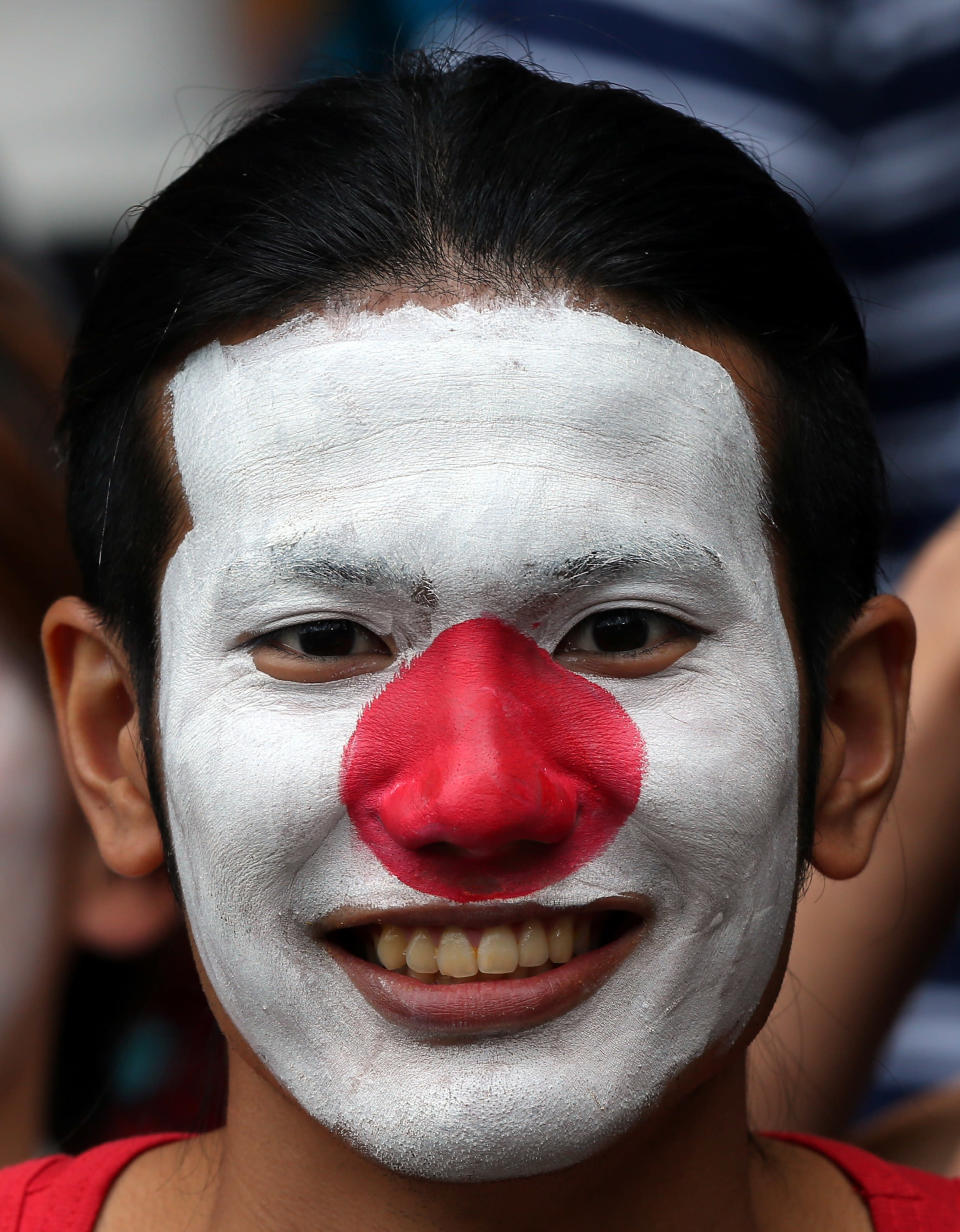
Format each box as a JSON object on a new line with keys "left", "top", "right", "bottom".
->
{"left": 373, "top": 914, "right": 593, "bottom": 980}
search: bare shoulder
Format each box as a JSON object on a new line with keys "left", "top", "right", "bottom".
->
{"left": 857, "top": 1081, "right": 960, "bottom": 1176}
{"left": 94, "top": 1132, "right": 223, "bottom": 1232}
{"left": 753, "top": 1138, "right": 873, "bottom": 1232}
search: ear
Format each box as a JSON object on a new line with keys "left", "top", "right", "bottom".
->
{"left": 42, "top": 596, "right": 166, "bottom": 880}
{"left": 811, "top": 594, "right": 915, "bottom": 880}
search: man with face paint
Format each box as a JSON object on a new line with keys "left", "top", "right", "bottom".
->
{"left": 7, "top": 54, "right": 958, "bottom": 1232}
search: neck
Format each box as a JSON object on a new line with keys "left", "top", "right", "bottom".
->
{"left": 200, "top": 1046, "right": 767, "bottom": 1232}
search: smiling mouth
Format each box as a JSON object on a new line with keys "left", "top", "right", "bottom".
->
{"left": 326, "top": 909, "right": 638, "bottom": 984}
{"left": 321, "top": 904, "right": 646, "bottom": 1033}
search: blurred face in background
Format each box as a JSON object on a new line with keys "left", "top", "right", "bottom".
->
{"left": 0, "top": 626, "right": 69, "bottom": 1057}
{"left": 0, "top": 262, "right": 147, "bottom": 1163}
{"left": 0, "top": 261, "right": 73, "bottom": 1158}
{"left": 0, "top": 261, "right": 180, "bottom": 1164}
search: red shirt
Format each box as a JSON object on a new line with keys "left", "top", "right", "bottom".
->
{"left": 776, "top": 1134, "right": 960, "bottom": 1230}
{"left": 0, "top": 1135, "right": 185, "bottom": 1232}
{"left": 0, "top": 1131, "right": 957, "bottom": 1229}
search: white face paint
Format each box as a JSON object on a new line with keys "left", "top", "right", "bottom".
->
{"left": 0, "top": 643, "right": 62, "bottom": 1053}
{"left": 159, "top": 301, "right": 799, "bottom": 1180}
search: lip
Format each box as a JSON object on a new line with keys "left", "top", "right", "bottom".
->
{"left": 321, "top": 898, "right": 647, "bottom": 1037}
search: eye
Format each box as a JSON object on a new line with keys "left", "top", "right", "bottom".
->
{"left": 554, "top": 607, "right": 699, "bottom": 679}
{"left": 251, "top": 619, "right": 393, "bottom": 683}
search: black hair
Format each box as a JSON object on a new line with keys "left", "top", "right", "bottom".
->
{"left": 60, "top": 54, "right": 883, "bottom": 851}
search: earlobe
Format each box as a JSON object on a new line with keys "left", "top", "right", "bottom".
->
{"left": 42, "top": 596, "right": 166, "bottom": 879}
{"left": 811, "top": 594, "right": 915, "bottom": 880}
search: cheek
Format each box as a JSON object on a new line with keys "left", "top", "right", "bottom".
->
{"left": 616, "top": 669, "right": 800, "bottom": 906}
{"left": 162, "top": 686, "right": 358, "bottom": 901}
{"left": 340, "top": 618, "right": 645, "bottom": 901}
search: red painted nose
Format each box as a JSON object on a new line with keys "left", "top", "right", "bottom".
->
{"left": 340, "top": 618, "right": 644, "bottom": 901}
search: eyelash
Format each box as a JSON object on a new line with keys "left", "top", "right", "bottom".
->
{"left": 554, "top": 607, "right": 698, "bottom": 656}
{"left": 250, "top": 607, "right": 699, "bottom": 661}
{"left": 251, "top": 619, "right": 390, "bottom": 659}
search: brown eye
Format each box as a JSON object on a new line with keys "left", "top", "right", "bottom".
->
{"left": 282, "top": 620, "right": 386, "bottom": 658}
{"left": 252, "top": 620, "right": 392, "bottom": 683}
{"left": 555, "top": 607, "right": 698, "bottom": 679}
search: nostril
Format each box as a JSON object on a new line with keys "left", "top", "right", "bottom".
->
{"left": 416, "top": 838, "right": 564, "bottom": 863}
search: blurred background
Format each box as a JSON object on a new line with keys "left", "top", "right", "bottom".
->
{"left": 1, "top": 0, "right": 958, "bottom": 1172}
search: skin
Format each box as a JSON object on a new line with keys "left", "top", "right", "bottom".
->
{"left": 0, "top": 646, "right": 62, "bottom": 1050}
{"left": 0, "top": 642, "right": 63, "bottom": 1164}
{"left": 43, "top": 289, "right": 914, "bottom": 1232}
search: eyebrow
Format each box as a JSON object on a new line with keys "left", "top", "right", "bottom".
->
{"left": 276, "top": 553, "right": 440, "bottom": 609}
{"left": 546, "top": 543, "right": 723, "bottom": 586}
{"left": 264, "top": 536, "right": 723, "bottom": 611}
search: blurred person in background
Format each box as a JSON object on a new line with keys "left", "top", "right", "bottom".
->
{"left": 0, "top": 253, "right": 80, "bottom": 1165}
{"left": 0, "top": 254, "right": 179, "bottom": 1165}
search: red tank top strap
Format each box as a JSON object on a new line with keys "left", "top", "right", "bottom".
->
{"left": 770, "top": 1132, "right": 960, "bottom": 1230}
{"left": 0, "top": 1133, "right": 188, "bottom": 1232}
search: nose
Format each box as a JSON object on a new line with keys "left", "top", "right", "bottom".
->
{"left": 373, "top": 680, "right": 582, "bottom": 857}
{"left": 340, "top": 617, "right": 644, "bottom": 901}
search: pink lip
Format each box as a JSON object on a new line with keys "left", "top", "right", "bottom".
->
{"left": 324, "top": 918, "right": 644, "bottom": 1037}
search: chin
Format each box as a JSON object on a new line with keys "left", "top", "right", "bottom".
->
{"left": 335, "top": 1088, "right": 648, "bottom": 1182}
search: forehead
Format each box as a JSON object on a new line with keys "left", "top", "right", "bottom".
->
{"left": 166, "top": 301, "right": 767, "bottom": 577}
